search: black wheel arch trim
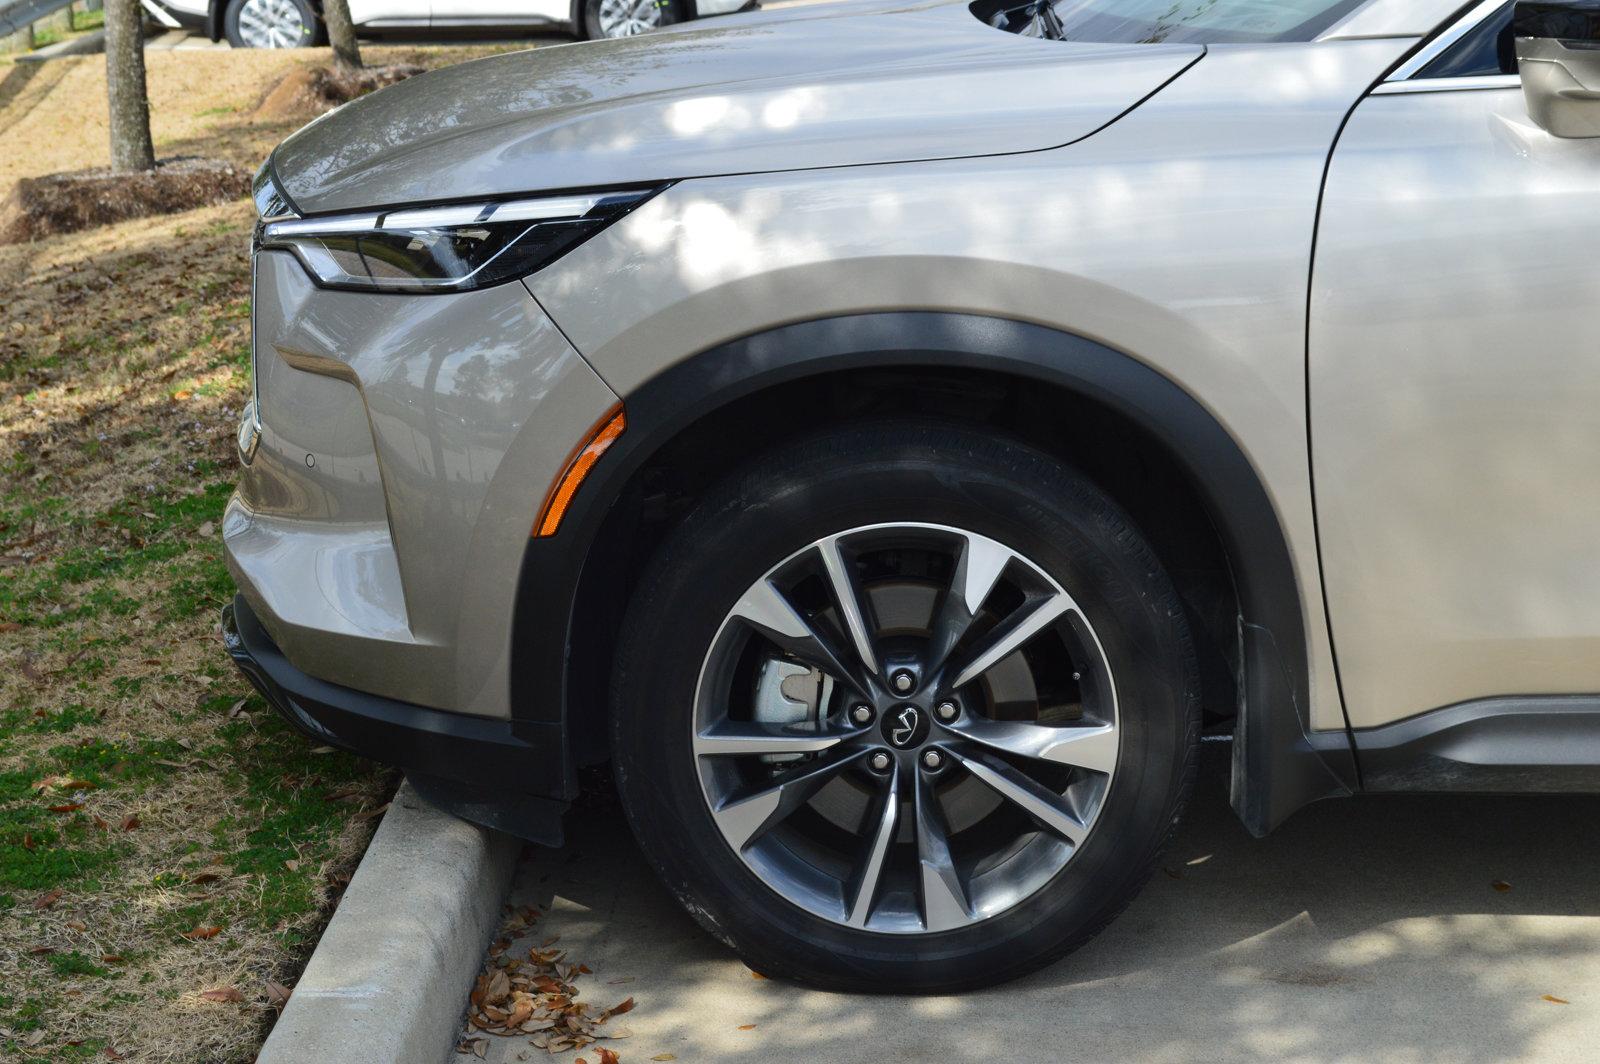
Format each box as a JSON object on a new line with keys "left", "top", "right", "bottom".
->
{"left": 510, "top": 312, "right": 1358, "bottom": 832}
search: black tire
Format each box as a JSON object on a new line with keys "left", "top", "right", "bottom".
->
{"left": 222, "top": 0, "right": 319, "bottom": 48}
{"left": 579, "top": 0, "right": 681, "bottom": 39}
{"left": 610, "top": 420, "right": 1201, "bottom": 991}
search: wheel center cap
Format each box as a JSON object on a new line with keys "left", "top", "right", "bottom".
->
{"left": 883, "top": 704, "right": 930, "bottom": 749}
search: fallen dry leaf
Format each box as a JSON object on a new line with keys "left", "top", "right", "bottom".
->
{"left": 120, "top": 814, "right": 140, "bottom": 831}
{"left": 49, "top": 802, "right": 84, "bottom": 814}
{"left": 101, "top": 954, "right": 124, "bottom": 964}
{"left": 182, "top": 925, "right": 222, "bottom": 940}
{"left": 190, "top": 872, "right": 223, "bottom": 885}
{"left": 33, "top": 889, "right": 63, "bottom": 910}
{"left": 749, "top": 970, "right": 768, "bottom": 980}
{"left": 650, "top": 1056, "right": 677, "bottom": 1061}
{"left": 198, "top": 986, "right": 244, "bottom": 1004}
{"left": 1542, "top": 995, "right": 1570, "bottom": 1005}
{"left": 28, "top": 944, "right": 55, "bottom": 955}
{"left": 1492, "top": 880, "right": 1512, "bottom": 893}
{"left": 104, "top": 1048, "right": 125, "bottom": 1061}
{"left": 266, "top": 979, "right": 293, "bottom": 1009}
{"left": 737, "top": 1024, "right": 756, "bottom": 1030}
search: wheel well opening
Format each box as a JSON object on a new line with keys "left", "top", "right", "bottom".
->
{"left": 562, "top": 365, "right": 1242, "bottom": 766}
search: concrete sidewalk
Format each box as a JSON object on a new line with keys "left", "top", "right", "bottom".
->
{"left": 457, "top": 747, "right": 1600, "bottom": 1064}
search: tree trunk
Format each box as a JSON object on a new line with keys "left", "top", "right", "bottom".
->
{"left": 103, "top": 0, "right": 154, "bottom": 172}
{"left": 323, "top": 0, "right": 362, "bottom": 72}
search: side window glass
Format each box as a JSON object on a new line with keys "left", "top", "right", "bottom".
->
{"left": 1415, "top": 2, "right": 1517, "bottom": 77}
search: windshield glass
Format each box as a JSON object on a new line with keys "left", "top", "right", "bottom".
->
{"left": 975, "top": 0, "right": 1371, "bottom": 43}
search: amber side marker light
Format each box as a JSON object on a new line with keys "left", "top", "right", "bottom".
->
{"left": 534, "top": 405, "right": 626, "bottom": 537}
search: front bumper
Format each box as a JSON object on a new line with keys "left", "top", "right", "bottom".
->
{"left": 228, "top": 248, "right": 617, "bottom": 719}
{"left": 222, "top": 595, "right": 568, "bottom": 843}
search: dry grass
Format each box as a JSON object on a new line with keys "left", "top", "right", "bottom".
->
{"left": 0, "top": 44, "right": 519, "bottom": 193}
{"left": 0, "top": 41, "right": 530, "bottom": 1064}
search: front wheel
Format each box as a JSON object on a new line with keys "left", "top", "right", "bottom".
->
{"left": 611, "top": 421, "right": 1200, "bottom": 991}
{"left": 580, "top": 0, "right": 679, "bottom": 38}
{"left": 223, "top": 0, "right": 319, "bottom": 47}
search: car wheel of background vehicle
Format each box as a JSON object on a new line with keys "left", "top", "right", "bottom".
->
{"left": 610, "top": 420, "right": 1200, "bottom": 991}
{"left": 224, "top": 0, "right": 319, "bottom": 48}
{"left": 581, "top": 0, "right": 679, "bottom": 39}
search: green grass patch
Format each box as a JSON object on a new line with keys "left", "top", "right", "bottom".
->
{"left": 0, "top": 480, "right": 234, "bottom": 627}
{"left": 0, "top": 704, "right": 96, "bottom": 735}
{"left": 45, "top": 951, "right": 111, "bottom": 979}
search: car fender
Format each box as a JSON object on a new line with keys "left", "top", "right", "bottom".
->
{"left": 511, "top": 312, "right": 1357, "bottom": 834}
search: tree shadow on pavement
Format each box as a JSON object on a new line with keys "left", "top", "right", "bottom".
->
{"left": 490, "top": 746, "right": 1600, "bottom": 1064}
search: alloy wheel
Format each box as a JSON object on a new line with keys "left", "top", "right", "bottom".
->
{"left": 692, "top": 522, "right": 1120, "bottom": 934}
{"left": 595, "top": 0, "right": 662, "bottom": 36}
{"left": 236, "top": 0, "right": 307, "bottom": 47}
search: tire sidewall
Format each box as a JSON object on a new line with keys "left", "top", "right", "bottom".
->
{"left": 223, "top": 0, "right": 318, "bottom": 48}
{"left": 611, "top": 423, "right": 1196, "bottom": 990}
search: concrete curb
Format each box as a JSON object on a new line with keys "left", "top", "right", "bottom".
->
{"left": 14, "top": 28, "right": 102, "bottom": 62}
{"left": 258, "top": 778, "right": 520, "bottom": 1064}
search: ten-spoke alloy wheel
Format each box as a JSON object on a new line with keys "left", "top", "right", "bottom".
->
{"left": 612, "top": 422, "right": 1199, "bottom": 990}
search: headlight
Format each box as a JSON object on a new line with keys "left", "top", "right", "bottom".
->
{"left": 254, "top": 186, "right": 662, "bottom": 294}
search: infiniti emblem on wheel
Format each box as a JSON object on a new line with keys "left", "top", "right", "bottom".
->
{"left": 887, "top": 705, "right": 923, "bottom": 748}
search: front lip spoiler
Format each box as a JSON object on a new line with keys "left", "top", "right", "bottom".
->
{"left": 221, "top": 595, "right": 568, "bottom": 844}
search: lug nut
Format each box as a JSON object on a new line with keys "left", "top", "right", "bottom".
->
{"left": 891, "top": 669, "right": 916, "bottom": 694}
{"left": 921, "top": 749, "right": 944, "bottom": 771}
{"left": 869, "top": 751, "right": 892, "bottom": 772}
{"left": 850, "top": 704, "right": 874, "bottom": 726}
{"left": 935, "top": 701, "right": 959, "bottom": 722}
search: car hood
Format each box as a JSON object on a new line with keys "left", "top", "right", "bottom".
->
{"left": 270, "top": 0, "right": 1203, "bottom": 215}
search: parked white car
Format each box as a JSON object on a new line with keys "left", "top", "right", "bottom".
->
{"left": 143, "top": 0, "right": 753, "bottom": 46}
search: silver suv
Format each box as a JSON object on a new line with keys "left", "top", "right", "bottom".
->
{"left": 221, "top": 0, "right": 1600, "bottom": 990}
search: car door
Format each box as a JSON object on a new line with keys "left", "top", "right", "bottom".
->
{"left": 428, "top": 0, "right": 566, "bottom": 27}
{"left": 1310, "top": 0, "right": 1600, "bottom": 733}
{"left": 349, "top": 0, "right": 428, "bottom": 27}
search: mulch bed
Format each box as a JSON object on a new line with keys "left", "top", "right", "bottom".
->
{"left": 0, "top": 157, "right": 251, "bottom": 245}
{"left": 254, "top": 63, "right": 426, "bottom": 120}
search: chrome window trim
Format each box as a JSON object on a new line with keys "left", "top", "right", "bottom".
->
{"left": 1371, "top": 72, "right": 1521, "bottom": 92}
{"left": 1384, "top": 0, "right": 1511, "bottom": 81}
